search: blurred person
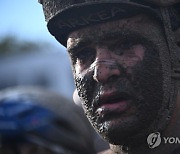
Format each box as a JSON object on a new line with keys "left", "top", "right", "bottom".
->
{"left": 0, "top": 86, "right": 95, "bottom": 154}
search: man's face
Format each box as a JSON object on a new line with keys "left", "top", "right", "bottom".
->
{"left": 67, "top": 15, "right": 169, "bottom": 145}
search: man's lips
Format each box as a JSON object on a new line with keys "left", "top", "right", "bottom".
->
{"left": 99, "top": 100, "right": 128, "bottom": 112}
{"left": 95, "top": 92, "right": 132, "bottom": 120}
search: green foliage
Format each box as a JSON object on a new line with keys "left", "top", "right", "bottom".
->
{"left": 0, "top": 36, "right": 51, "bottom": 55}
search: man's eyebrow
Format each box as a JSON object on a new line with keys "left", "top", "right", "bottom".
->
{"left": 68, "top": 38, "right": 92, "bottom": 54}
{"left": 68, "top": 33, "right": 118, "bottom": 53}
{"left": 99, "top": 31, "right": 147, "bottom": 45}
{"left": 67, "top": 31, "right": 122, "bottom": 51}
{"left": 68, "top": 30, "right": 146, "bottom": 53}
{"left": 98, "top": 31, "right": 131, "bottom": 42}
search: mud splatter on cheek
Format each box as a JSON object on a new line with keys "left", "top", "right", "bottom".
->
{"left": 73, "top": 66, "right": 93, "bottom": 106}
{"left": 130, "top": 47, "right": 164, "bottom": 121}
{"left": 72, "top": 64, "right": 104, "bottom": 129}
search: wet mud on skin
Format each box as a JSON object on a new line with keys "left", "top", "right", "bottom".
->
{"left": 67, "top": 14, "right": 172, "bottom": 147}
{"left": 74, "top": 46, "right": 163, "bottom": 146}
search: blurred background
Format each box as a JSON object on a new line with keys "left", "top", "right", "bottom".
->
{"left": 0, "top": 0, "right": 75, "bottom": 100}
{"left": 0, "top": 2, "right": 110, "bottom": 152}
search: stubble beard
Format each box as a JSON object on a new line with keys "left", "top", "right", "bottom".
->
{"left": 74, "top": 45, "right": 164, "bottom": 146}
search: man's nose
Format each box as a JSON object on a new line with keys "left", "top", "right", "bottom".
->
{"left": 92, "top": 47, "right": 121, "bottom": 83}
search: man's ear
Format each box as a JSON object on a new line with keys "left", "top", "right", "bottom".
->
{"left": 73, "top": 89, "right": 83, "bottom": 107}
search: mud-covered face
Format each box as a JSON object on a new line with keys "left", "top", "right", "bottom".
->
{"left": 67, "top": 15, "right": 169, "bottom": 146}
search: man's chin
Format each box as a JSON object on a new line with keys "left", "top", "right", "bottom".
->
{"left": 95, "top": 116, "right": 150, "bottom": 146}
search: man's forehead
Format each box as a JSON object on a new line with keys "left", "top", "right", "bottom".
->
{"left": 67, "top": 14, "right": 158, "bottom": 48}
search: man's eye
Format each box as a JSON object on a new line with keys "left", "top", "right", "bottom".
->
{"left": 76, "top": 48, "right": 96, "bottom": 65}
{"left": 121, "top": 41, "right": 135, "bottom": 49}
{"left": 113, "top": 41, "right": 138, "bottom": 56}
